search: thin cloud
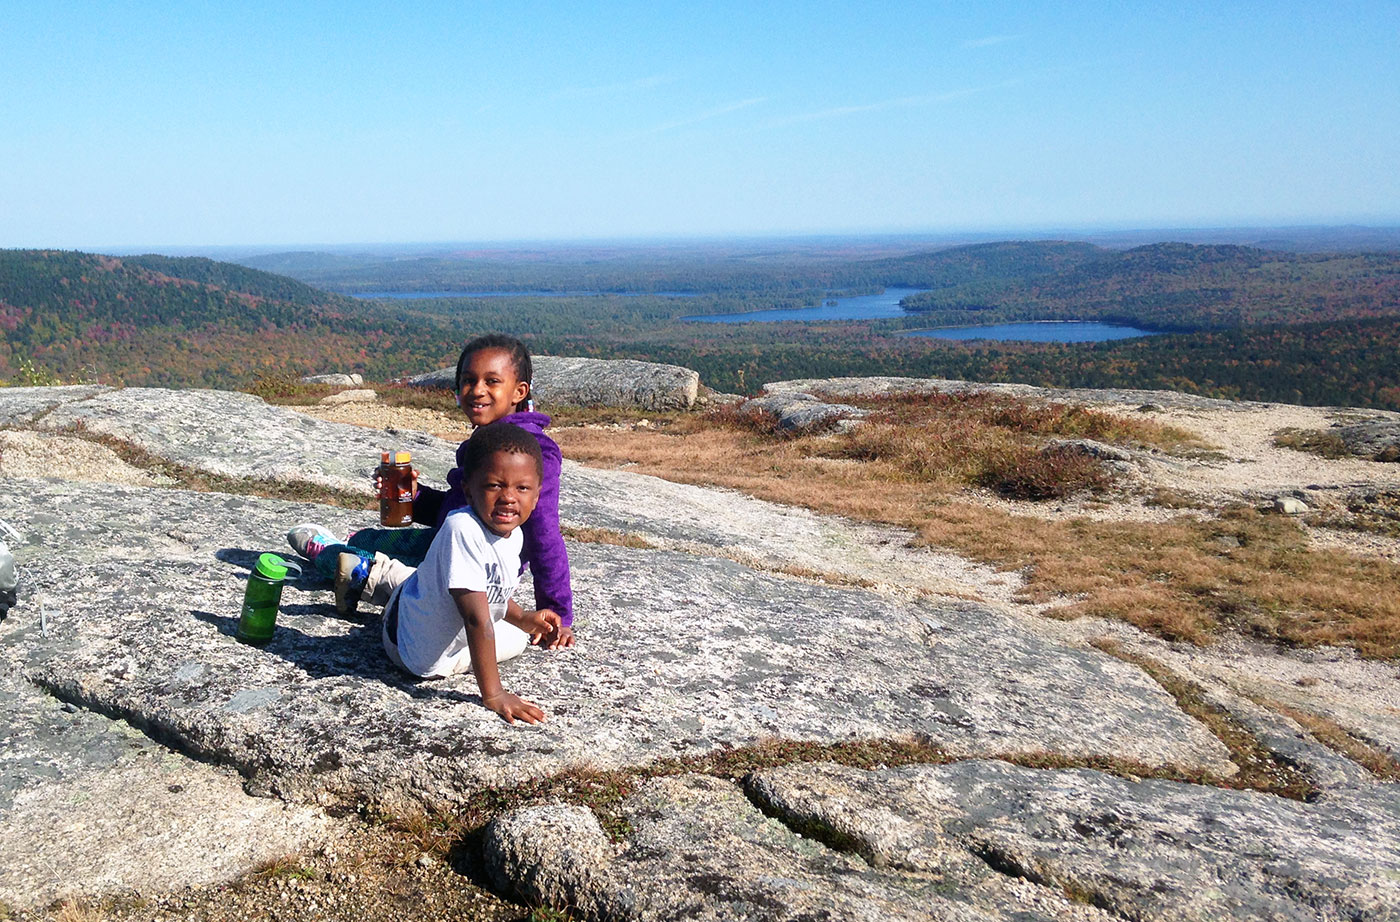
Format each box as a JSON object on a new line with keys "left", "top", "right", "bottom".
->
{"left": 774, "top": 79, "right": 1022, "bottom": 126}
{"left": 631, "top": 97, "right": 768, "bottom": 137}
{"left": 555, "top": 74, "right": 675, "bottom": 100}
{"left": 963, "top": 33, "right": 1022, "bottom": 49}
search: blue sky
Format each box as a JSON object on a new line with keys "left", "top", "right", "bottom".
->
{"left": 3, "top": 1, "right": 1398, "bottom": 248}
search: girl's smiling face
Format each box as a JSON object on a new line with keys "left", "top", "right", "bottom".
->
{"left": 457, "top": 348, "right": 530, "bottom": 427}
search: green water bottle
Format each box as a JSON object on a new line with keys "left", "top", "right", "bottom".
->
{"left": 237, "top": 553, "right": 289, "bottom": 646}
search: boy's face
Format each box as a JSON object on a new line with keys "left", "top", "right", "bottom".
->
{"left": 466, "top": 450, "right": 541, "bottom": 537}
{"left": 457, "top": 348, "right": 530, "bottom": 427}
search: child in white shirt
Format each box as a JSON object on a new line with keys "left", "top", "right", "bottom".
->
{"left": 381, "top": 422, "right": 564, "bottom": 724}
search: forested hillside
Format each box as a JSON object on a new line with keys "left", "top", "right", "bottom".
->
{"left": 0, "top": 250, "right": 461, "bottom": 386}
{"left": 3, "top": 245, "right": 1399, "bottom": 411}
{"left": 900, "top": 243, "right": 1400, "bottom": 329}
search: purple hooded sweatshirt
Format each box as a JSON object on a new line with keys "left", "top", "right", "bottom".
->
{"left": 415, "top": 411, "right": 574, "bottom": 627}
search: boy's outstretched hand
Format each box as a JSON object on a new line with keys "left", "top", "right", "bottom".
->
{"left": 522, "top": 609, "right": 576, "bottom": 650}
{"left": 482, "top": 690, "right": 545, "bottom": 725}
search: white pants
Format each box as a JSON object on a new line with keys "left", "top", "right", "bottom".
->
{"left": 380, "top": 589, "right": 529, "bottom": 678}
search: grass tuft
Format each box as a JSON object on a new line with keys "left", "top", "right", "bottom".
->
{"left": 244, "top": 372, "right": 339, "bottom": 406}
{"left": 561, "top": 525, "right": 657, "bottom": 549}
{"left": 251, "top": 854, "right": 320, "bottom": 881}
{"left": 1273, "top": 427, "right": 1350, "bottom": 459}
{"left": 377, "top": 382, "right": 459, "bottom": 413}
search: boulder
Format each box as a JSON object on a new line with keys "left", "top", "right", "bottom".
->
{"left": 1042, "top": 438, "right": 1134, "bottom": 463}
{"left": 1336, "top": 420, "right": 1400, "bottom": 461}
{"left": 299, "top": 373, "right": 363, "bottom": 387}
{"left": 400, "top": 356, "right": 701, "bottom": 411}
{"left": 740, "top": 393, "right": 868, "bottom": 433}
{"left": 1273, "top": 496, "right": 1310, "bottom": 515}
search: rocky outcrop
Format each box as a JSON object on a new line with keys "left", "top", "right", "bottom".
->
{"left": 750, "top": 760, "right": 1400, "bottom": 921}
{"left": 0, "top": 672, "right": 326, "bottom": 908}
{"left": 484, "top": 774, "right": 1114, "bottom": 922}
{"left": 1337, "top": 419, "right": 1400, "bottom": 461}
{"left": 4, "top": 382, "right": 1400, "bottom": 916}
{"left": 299, "top": 373, "right": 363, "bottom": 387}
{"left": 402, "top": 355, "right": 700, "bottom": 411}
{"left": 739, "top": 392, "right": 868, "bottom": 433}
{"left": 0, "top": 477, "right": 1230, "bottom": 811}
{"left": 763, "top": 376, "right": 1283, "bottom": 412}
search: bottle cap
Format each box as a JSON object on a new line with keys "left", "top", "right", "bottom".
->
{"left": 254, "top": 553, "right": 289, "bottom": 581}
{"left": 380, "top": 450, "right": 391, "bottom": 463}
{"left": 395, "top": 451, "right": 411, "bottom": 464}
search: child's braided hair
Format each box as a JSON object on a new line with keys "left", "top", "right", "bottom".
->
{"left": 455, "top": 334, "right": 533, "bottom": 413}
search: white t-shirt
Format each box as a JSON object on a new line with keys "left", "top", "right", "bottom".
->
{"left": 393, "top": 507, "right": 523, "bottom": 678}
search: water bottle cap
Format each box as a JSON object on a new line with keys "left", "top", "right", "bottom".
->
{"left": 255, "top": 553, "right": 289, "bottom": 581}
{"left": 394, "top": 451, "right": 411, "bottom": 464}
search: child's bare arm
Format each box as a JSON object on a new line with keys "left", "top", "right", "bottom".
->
{"left": 451, "top": 589, "right": 545, "bottom": 724}
{"left": 504, "top": 600, "right": 576, "bottom": 649}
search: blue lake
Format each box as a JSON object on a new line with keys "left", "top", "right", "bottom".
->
{"left": 904, "top": 322, "right": 1161, "bottom": 343}
{"left": 682, "top": 287, "right": 925, "bottom": 323}
{"left": 354, "top": 289, "right": 701, "bottom": 299}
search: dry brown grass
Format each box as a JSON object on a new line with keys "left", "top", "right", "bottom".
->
{"left": 375, "top": 382, "right": 459, "bottom": 413}
{"left": 244, "top": 372, "right": 339, "bottom": 406}
{"left": 1273, "top": 427, "right": 1352, "bottom": 459}
{"left": 562, "top": 525, "right": 657, "bottom": 549}
{"left": 557, "top": 405, "right": 1400, "bottom": 659}
{"left": 832, "top": 391, "right": 1206, "bottom": 452}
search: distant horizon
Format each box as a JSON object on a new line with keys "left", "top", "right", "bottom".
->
{"left": 67, "top": 221, "right": 1400, "bottom": 260}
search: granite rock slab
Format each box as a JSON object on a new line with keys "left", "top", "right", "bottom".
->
{"left": 484, "top": 774, "right": 1112, "bottom": 922}
{"left": 749, "top": 760, "right": 1400, "bottom": 922}
{"left": 741, "top": 392, "right": 869, "bottom": 432}
{"left": 299, "top": 373, "right": 363, "bottom": 386}
{"left": 0, "top": 385, "right": 1025, "bottom": 602}
{"left": 23, "top": 386, "right": 458, "bottom": 491}
{"left": 0, "top": 384, "right": 112, "bottom": 426}
{"left": 1, "top": 479, "right": 1230, "bottom": 812}
{"left": 1337, "top": 419, "right": 1400, "bottom": 460}
{"left": 763, "top": 376, "right": 1280, "bottom": 412}
{"left": 402, "top": 355, "right": 700, "bottom": 411}
{"left": 0, "top": 672, "right": 328, "bottom": 909}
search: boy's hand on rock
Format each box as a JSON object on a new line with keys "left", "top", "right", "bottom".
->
{"left": 527, "top": 610, "right": 575, "bottom": 649}
{"left": 482, "top": 691, "right": 545, "bottom": 725}
{"left": 543, "top": 624, "right": 575, "bottom": 650}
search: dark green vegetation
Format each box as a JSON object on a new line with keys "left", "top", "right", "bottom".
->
{"left": 3, "top": 239, "right": 1399, "bottom": 409}
{"left": 900, "top": 243, "right": 1400, "bottom": 330}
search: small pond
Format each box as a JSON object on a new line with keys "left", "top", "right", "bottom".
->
{"left": 903, "top": 321, "right": 1160, "bottom": 343}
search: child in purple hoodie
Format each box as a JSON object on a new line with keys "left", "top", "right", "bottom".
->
{"left": 289, "top": 334, "right": 574, "bottom": 649}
